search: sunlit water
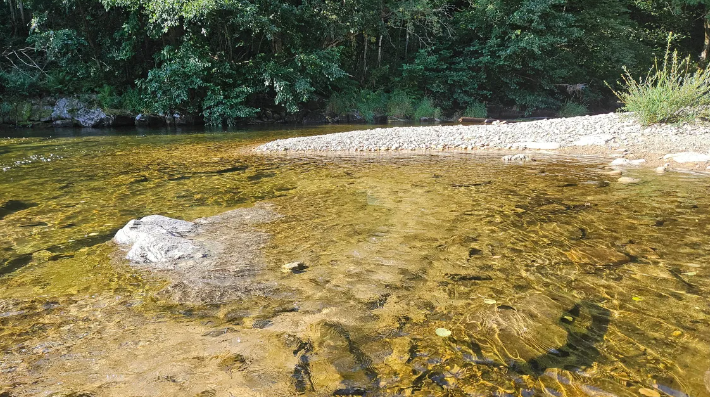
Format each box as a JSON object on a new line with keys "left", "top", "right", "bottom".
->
{"left": 0, "top": 125, "right": 709, "bottom": 397}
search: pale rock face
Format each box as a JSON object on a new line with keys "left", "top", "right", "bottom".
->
{"left": 573, "top": 134, "right": 614, "bottom": 146}
{"left": 663, "top": 152, "right": 710, "bottom": 163}
{"left": 51, "top": 97, "right": 111, "bottom": 127}
{"left": 610, "top": 158, "right": 646, "bottom": 166}
{"left": 114, "top": 215, "right": 205, "bottom": 266}
{"left": 52, "top": 98, "right": 84, "bottom": 121}
{"left": 75, "top": 107, "right": 110, "bottom": 127}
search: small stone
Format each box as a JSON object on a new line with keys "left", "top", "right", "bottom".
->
{"left": 281, "top": 261, "right": 307, "bottom": 273}
{"left": 672, "top": 330, "right": 683, "bottom": 337}
{"left": 483, "top": 299, "right": 497, "bottom": 305}
{"left": 604, "top": 170, "right": 623, "bottom": 176}
{"left": 638, "top": 388, "right": 660, "bottom": 397}
{"left": 618, "top": 177, "right": 641, "bottom": 184}
{"left": 435, "top": 328, "right": 452, "bottom": 337}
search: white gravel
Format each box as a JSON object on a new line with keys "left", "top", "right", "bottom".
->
{"left": 255, "top": 113, "right": 710, "bottom": 159}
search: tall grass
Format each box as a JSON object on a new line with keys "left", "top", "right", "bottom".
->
{"left": 610, "top": 36, "right": 710, "bottom": 125}
{"left": 558, "top": 101, "right": 587, "bottom": 117}
{"left": 387, "top": 90, "right": 414, "bottom": 119}
{"left": 414, "top": 97, "right": 441, "bottom": 120}
{"left": 464, "top": 101, "right": 487, "bottom": 118}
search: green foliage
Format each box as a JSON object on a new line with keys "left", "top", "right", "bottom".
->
{"left": 98, "top": 85, "right": 121, "bottom": 109}
{"left": 414, "top": 97, "right": 441, "bottom": 120}
{"left": 355, "top": 90, "right": 388, "bottom": 123}
{"left": 203, "top": 87, "right": 257, "bottom": 126}
{"left": 559, "top": 101, "right": 588, "bottom": 117}
{"left": 464, "top": 102, "right": 487, "bottom": 118}
{"left": 0, "top": 0, "right": 705, "bottom": 122}
{"left": 387, "top": 90, "right": 414, "bottom": 119}
{"left": 611, "top": 44, "right": 710, "bottom": 124}
{"left": 120, "top": 87, "right": 145, "bottom": 113}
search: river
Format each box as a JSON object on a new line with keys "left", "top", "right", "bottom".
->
{"left": 1, "top": 125, "right": 709, "bottom": 397}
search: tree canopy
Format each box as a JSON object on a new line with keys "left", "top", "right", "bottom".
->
{"left": 1, "top": 0, "right": 706, "bottom": 123}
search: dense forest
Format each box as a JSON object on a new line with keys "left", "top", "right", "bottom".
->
{"left": 1, "top": 0, "right": 708, "bottom": 124}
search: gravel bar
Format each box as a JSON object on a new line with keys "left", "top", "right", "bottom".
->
{"left": 256, "top": 113, "right": 710, "bottom": 168}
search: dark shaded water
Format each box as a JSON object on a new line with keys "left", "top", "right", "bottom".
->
{"left": 0, "top": 126, "right": 709, "bottom": 397}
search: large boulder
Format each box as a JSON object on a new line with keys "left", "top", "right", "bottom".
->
{"left": 113, "top": 204, "right": 281, "bottom": 304}
{"left": 52, "top": 97, "right": 112, "bottom": 127}
{"left": 114, "top": 215, "right": 205, "bottom": 266}
{"left": 52, "top": 98, "right": 83, "bottom": 121}
{"left": 75, "top": 107, "right": 111, "bottom": 127}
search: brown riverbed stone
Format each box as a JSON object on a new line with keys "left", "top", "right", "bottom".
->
{"left": 565, "top": 246, "right": 631, "bottom": 266}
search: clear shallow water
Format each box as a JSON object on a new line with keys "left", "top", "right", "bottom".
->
{"left": 0, "top": 126, "right": 709, "bottom": 397}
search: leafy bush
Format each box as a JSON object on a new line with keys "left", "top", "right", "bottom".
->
{"left": 325, "top": 90, "right": 356, "bottom": 116}
{"left": 464, "top": 102, "right": 487, "bottom": 118}
{"left": 203, "top": 87, "right": 257, "bottom": 126}
{"left": 120, "top": 87, "right": 145, "bottom": 113}
{"left": 559, "top": 101, "right": 588, "bottom": 117}
{"left": 387, "top": 90, "right": 414, "bottom": 119}
{"left": 98, "top": 84, "right": 121, "bottom": 109}
{"left": 610, "top": 38, "right": 710, "bottom": 125}
{"left": 414, "top": 97, "right": 441, "bottom": 120}
{"left": 355, "top": 90, "right": 388, "bottom": 122}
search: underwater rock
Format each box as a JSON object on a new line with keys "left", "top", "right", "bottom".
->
{"left": 502, "top": 154, "right": 532, "bottom": 162}
{"left": 565, "top": 246, "right": 630, "bottom": 266}
{"left": 114, "top": 215, "right": 204, "bottom": 265}
{"left": 113, "top": 203, "right": 281, "bottom": 304}
{"left": 617, "top": 176, "right": 641, "bottom": 184}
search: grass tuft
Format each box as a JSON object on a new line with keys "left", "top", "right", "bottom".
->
{"left": 609, "top": 35, "right": 710, "bottom": 125}
{"left": 559, "top": 101, "right": 587, "bottom": 118}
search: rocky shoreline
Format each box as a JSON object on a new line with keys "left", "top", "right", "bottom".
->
{"left": 255, "top": 113, "right": 710, "bottom": 171}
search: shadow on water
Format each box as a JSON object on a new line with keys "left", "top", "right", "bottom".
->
{"left": 0, "top": 200, "right": 36, "bottom": 220}
{"left": 0, "top": 229, "right": 115, "bottom": 276}
{"left": 514, "top": 302, "right": 611, "bottom": 375}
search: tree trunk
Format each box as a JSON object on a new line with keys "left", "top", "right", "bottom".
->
{"left": 18, "top": 0, "right": 26, "bottom": 26}
{"left": 405, "top": 22, "right": 410, "bottom": 59}
{"left": 378, "top": 34, "right": 383, "bottom": 67}
{"left": 7, "top": 0, "right": 16, "bottom": 24}
{"left": 701, "top": 16, "right": 710, "bottom": 68}
{"left": 362, "top": 33, "right": 368, "bottom": 82}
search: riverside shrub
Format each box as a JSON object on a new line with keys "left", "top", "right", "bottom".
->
{"left": 611, "top": 39, "right": 710, "bottom": 125}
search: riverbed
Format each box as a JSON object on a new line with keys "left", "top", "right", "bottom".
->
{"left": 1, "top": 125, "right": 709, "bottom": 397}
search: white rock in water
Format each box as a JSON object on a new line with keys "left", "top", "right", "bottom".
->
{"left": 282, "top": 261, "right": 307, "bottom": 273}
{"left": 573, "top": 135, "right": 614, "bottom": 146}
{"left": 663, "top": 152, "right": 710, "bottom": 163}
{"left": 502, "top": 154, "right": 532, "bottom": 162}
{"left": 611, "top": 158, "right": 646, "bottom": 166}
{"left": 114, "top": 215, "right": 205, "bottom": 265}
{"left": 516, "top": 142, "right": 561, "bottom": 150}
{"left": 618, "top": 177, "right": 641, "bottom": 184}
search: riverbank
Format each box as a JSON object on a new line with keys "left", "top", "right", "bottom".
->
{"left": 255, "top": 113, "right": 710, "bottom": 171}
